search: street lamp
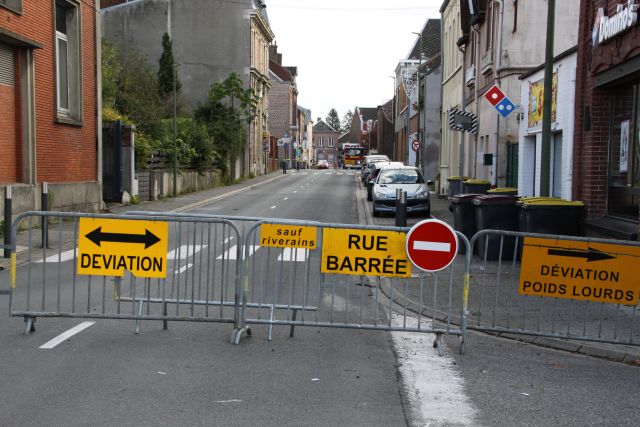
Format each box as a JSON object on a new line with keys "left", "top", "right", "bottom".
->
{"left": 388, "top": 75, "right": 396, "bottom": 159}
{"left": 411, "top": 31, "right": 423, "bottom": 170}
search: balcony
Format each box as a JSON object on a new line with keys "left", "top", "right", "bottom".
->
{"left": 480, "top": 48, "right": 493, "bottom": 75}
{"left": 465, "top": 65, "right": 476, "bottom": 87}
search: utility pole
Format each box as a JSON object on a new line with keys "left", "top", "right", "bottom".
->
{"left": 540, "top": 0, "right": 555, "bottom": 196}
{"left": 173, "top": 64, "right": 178, "bottom": 197}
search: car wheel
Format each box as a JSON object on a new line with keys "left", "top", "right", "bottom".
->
{"left": 367, "top": 187, "right": 372, "bottom": 201}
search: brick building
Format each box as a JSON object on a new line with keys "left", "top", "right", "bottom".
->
{"left": 312, "top": 119, "right": 339, "bottom": 165}
{"left": 376, "top": 100, "right": 394, "bottom": 159}
{"left": 268, "top": 44, "right": 298, "bottom": 167}
{"left": 573, "top": 0, "right": 640, "bottom": 240}
{"left": 0, "top": 0, "right": 101, "bottom": 214}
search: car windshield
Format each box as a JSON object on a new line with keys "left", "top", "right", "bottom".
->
{"left": 345, "top": 148, "right": 364, "bottom": 156}
{"left": 378, "top": 169, "right": 424, "bottom": 184}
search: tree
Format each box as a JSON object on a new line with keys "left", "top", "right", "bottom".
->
{"left": 325, "top": 108, "right": 341, "bottom": 132}
{"left": 341, "top": 110, "right": 354, "bottom": 134}
{"left": 195, "top": 73, "right": 258, "bottom": 177}
{"left": 157, "top": 33, "right": 180, "bottom": 97}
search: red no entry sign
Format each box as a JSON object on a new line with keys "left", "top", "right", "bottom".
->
{"left": 412, "top": 139, "right": 420, "bottom": 152}
{"left": 405, "top": 219, "right": 458, "bottom": 272}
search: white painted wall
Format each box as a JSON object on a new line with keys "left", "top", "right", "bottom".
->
{"left": 518, "top": 51, "right": 576, "bottom": 200}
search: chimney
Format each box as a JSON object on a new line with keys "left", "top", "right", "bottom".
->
{"left": 277, "top": 53, "right": 282, "bottom": 65}
{"left": 269, "top": 44, "right": 279, "bottom": 63}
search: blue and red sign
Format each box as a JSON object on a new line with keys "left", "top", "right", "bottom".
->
{"left": 484, "top": 85, "right": 515, "bottom": 118}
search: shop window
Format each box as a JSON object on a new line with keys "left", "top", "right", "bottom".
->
{"left": 607, "top": 84, "right": 640, "bottom": 219}
{"left": 55, "top": 0, "right": 82, "bottom": 123}
{"left": 0, "top": 0, "right": 22, "bottom": 14}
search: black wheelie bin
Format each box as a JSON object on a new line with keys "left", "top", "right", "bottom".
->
{"left": 473, "top": 194, "right": 520, "bottom": 260}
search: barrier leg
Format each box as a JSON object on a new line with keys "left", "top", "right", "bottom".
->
{"left": 268, "top": 305, "right": 274, "bottom": 341}
{"left": 24, "top": 317, "right": 36, "bottom": 335}
{"left": 163, "top": 302, "right": 168, "bottom": 330}
{"left": 289, "top": 308, "right": 298, "bottom": 338}
{"left": 433, "top": 332, "right": 444, "bottom": 356}
{"left": 135, "top": 299, "right": 144, "bottom": 334}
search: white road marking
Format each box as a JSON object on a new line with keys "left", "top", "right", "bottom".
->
{"left": 293, "top": 191, "right": 298, "bottom": 193}
{"left": 391, "top": 314, "right": 477, "bottom": 426}
{"left": 270, "top": 205, "right": 277, "bottom": 209}
{"left": 223, "top": 237, "right": 234, "bottom": 244}
{"left": 214, "top": 399, "right": 242, "bottom": 403}
{"left": 176, "top": 263, "right": 193, "bottom": 274}
{"left": 35, "top": 249, "right": 77, "bottom": 263}
{"left": 283, "top": 197, "right": 289, "bottom": 200}
{"left": 167, "top": 245, "right": 207, "bottom": 260}
{"left": 413, "top": 241, "right": 451, "bottom": 252}
{"left": 337, "top": 173, "right": 344, "bottom": 175}
{"left": 277, "top": 248, "right": 308, "bottom": 262}
{"left": 39, "top": 322, "right": 95, "bottom": 349}
{"left": 217, "top": 245, "right": 258, "bottom": 260}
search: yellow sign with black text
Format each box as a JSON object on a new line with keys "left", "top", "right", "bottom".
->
{"left": 321, "top": 228, "right": 410, "bottom": 278}
{"left": 260, "top": 224, "right": 318, "bottom": 249}
{"left": 519, "top": 237, "right": 640, "bottom": 304}
{"left": 77, "top": 218, "right": 168, "bottom": 278}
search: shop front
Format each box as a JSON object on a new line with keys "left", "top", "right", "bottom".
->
{"left": 574, "top": 0, "right": 640, "bottom": 239}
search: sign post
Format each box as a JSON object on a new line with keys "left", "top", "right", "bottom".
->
{"left": 405, "top": 219, "right": 458, "bottom": 272}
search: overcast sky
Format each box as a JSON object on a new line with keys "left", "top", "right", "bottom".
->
{"left": 266, "top": 0, "right": 441, "bottom": 123}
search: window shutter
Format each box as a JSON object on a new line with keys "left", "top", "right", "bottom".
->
{"left": 0, "top": 42, "right": 14, "bottom": 86}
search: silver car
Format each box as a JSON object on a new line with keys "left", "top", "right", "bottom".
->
{"left": 372, "top": 166, "right": 430, "bottom": 217}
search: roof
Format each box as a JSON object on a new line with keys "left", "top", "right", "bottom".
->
{"left": 359, "top": 107, "right": 378, "bottom": 123}
{"left": 269, "top": 60, "right": 294, "bottom": 82}
{"left": 381, "top": 99, "right": 393, "bottom": 122}
{"left": 407, "top": 19, "right": 441, "bottom": 61}
{"left": 313, "top": 119, "right": 339, "bottom": 133}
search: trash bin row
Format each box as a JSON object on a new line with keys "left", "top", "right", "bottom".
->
{"left": 450, "top": 194, "right": 585, "bottom": 259}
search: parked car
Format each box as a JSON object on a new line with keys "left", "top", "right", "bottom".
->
{"left": 317, "top": 159, "right": 329, "bottom": 169}
{"left": 371, "top": 165, "right": 431, "bottom": 217}
{"left": 366, "top": 161, "right": 404, "bottom": 200}
{"left": 361, "top": 155, "right": 390, "bottom": 182}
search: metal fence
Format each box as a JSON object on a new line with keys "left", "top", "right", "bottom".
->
{"left": 8, "top": 211, "right": 242, "bottom": 336}
{"left": 468, "top": 229, "right": 640, "bottom": 346}
{"left": 237, "top": 219, "right": 471, "bottom": 353}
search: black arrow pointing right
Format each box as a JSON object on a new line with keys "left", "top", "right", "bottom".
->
{"left": 86, "top": 227, "right": 161, "bottom": 249}
{"left": 547, "top": 247, "right": 616, "bottom": 262}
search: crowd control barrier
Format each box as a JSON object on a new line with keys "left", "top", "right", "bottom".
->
{"left": 468, "top": 229, "right": 640, "bottom": 347}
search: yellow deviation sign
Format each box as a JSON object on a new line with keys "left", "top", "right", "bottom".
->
{"left": 77, "top": 218, "right": 168, "bottom": 278}
{"left": 260, "top": 224, "right": 318, "bottom": 249}
{"left": 520, "top": 237, "right": 640, "bottom": 305}
{"left": 321, "top": 228, "right": 410, "bottom": 278}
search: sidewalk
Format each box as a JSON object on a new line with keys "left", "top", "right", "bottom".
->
{"left": 0, "top": 171, "right": 289, "bottom": 271}
{"left": 363, "top": 186, "right": 640, "bottom": 366}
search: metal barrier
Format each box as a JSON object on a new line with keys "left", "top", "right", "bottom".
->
{"left": 468, "top": 230, "right": 640, "bottom": 346}
{"left": 236, "top": 219, "right": 471, "bottom": 353}
{"left": 8, "top": 211, "right": 243, "bottom": 336}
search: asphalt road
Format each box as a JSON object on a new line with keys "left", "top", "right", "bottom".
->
{"left": 1, "top": 169, "right": 639, "bottom": 426}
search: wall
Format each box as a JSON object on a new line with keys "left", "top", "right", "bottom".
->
{"left": 440, "top": 0, "right": 463, "bottom": 195}
{"left": 423, "top": 65, "right": 442, "bottom": 183}
{"left": 102, "top": 0, "right": 250, "bottom": 110}
{"left": 519, "top": 51, "right": 577, "bottom": 200}
{"left": 136, "top": 170, "right": 221, "bottom": 201}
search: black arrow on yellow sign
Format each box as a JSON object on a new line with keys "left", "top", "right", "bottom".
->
{"left": 86, "top": 227, "right": 161, "bottom": 249}
{"left": 547, "top": 247, "right": 616, "bottom": 262}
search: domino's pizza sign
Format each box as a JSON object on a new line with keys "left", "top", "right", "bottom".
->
{"left": 484, "top": 85, "right": 516, "bottom": 118}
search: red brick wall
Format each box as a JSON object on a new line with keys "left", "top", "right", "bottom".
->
{"left": 0, "top": 81, "right": 18, "bottom": 182}
{"left": 573, "top": 0, "right": 640, "bottom": 219}
{"left": 0, "top": 0, "right": 97, "bottom": 184}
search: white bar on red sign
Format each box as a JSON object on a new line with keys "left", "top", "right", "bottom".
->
{"left": 413, "top": 241, "right": 451, "bottom": 252}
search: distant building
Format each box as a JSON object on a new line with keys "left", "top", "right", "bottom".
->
{"left": 268, "top": 44, "right": 298, "bottom": 167}
{"left": 313, "top": 119, "right": 340, "bottom": 166}
{"left": 376, "top": 100, "right": 395, "bottom": 159}
{"left": 0, "top": 0, "right": 101, "bottom": 214}
{"left": 346, "top": 107, "right": 378, "bottom": 152}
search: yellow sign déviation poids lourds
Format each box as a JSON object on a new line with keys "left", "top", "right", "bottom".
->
{"left": 77, "top": 218, "right": 169, "bottom": 279}
{"left": 321, "top": 228, "right": 411, "bottom": 278}
{"left": 260, "top": 224, "right": 318, "bottom": 249}
{"left": 519, "top": 237, "right": 640, "bottom": 305}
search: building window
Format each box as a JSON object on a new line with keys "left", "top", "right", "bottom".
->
{"left": 0, "top": 0, "right": 22, "bottom": 14}
{"left": 319, "top": 137, "right": 323, "bottom": 147}
{"left": 328, "top": 137, "right": 334, "bottom": 148}
{"left": 55, "top": 0, "right": 82, "bottom": 123}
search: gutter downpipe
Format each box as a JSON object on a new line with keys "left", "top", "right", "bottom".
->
{"left": 439, "top": 18, "right": 445, "bottom": 195}
{"left": 472, "top": 25, "right": 481, "bottom": 178}
{"left": 493, "top": 0, "right": 504, "bottom": 187}
{"left": 459, "top": 42, "right": 466, "bottom": 179}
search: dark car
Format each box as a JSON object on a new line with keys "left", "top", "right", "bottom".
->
{"left": 361, "top": 155, "right": 390, "bottom": 182}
